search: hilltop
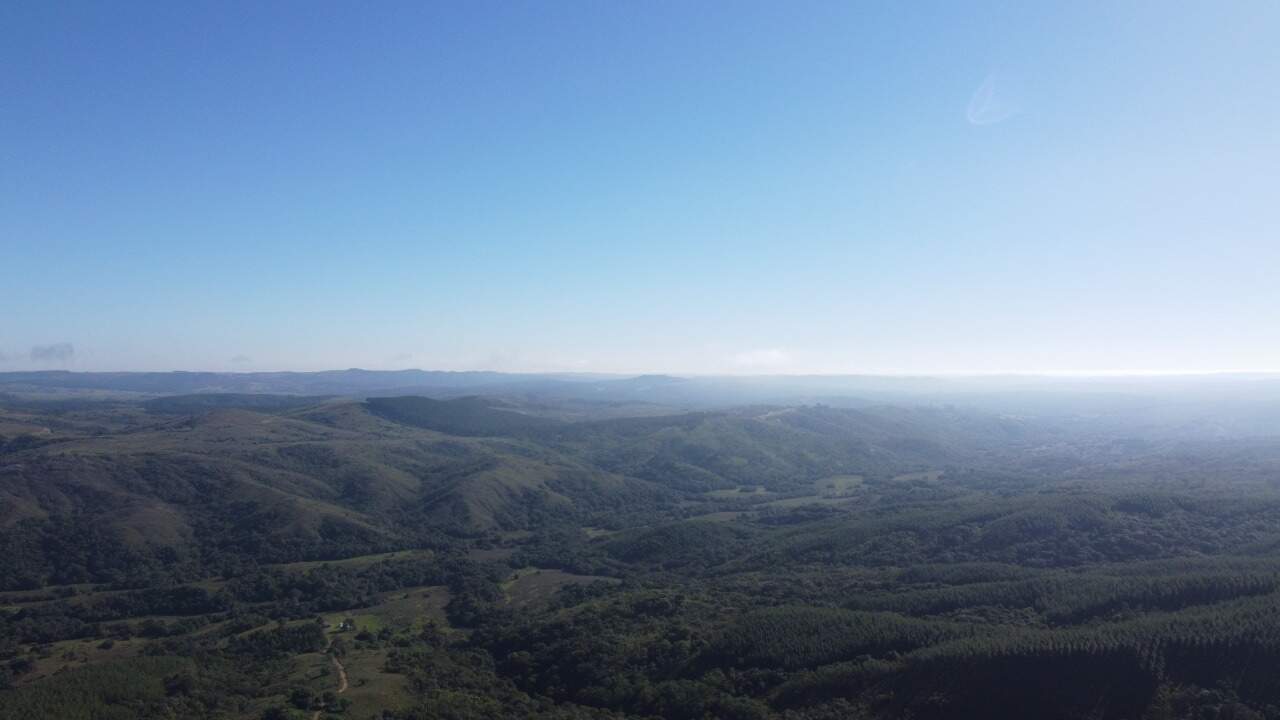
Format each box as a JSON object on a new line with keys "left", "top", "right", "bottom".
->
{"left": 7, "top": 385, "right": 1280, "bottom": 718}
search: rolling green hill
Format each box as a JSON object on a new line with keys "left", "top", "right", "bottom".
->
{"left": 0, "top": 400, "right": 670, "bottom": 589}
{"left": 365, "top": 395, "right": 562, "bottom": 437}
{"left": 8, "top": 391, "right": 1280, "bottom": 719}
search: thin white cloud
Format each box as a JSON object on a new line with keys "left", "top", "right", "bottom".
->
{"left": 966, "top": 73, "right": 1021, "bottom": 126}
{"left": 731, "top": 348, "right": 792, "bottom": 369}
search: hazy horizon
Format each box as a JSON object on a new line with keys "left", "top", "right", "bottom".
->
{"left": 5, "top": 366, "right": 1280, "bottom": 383}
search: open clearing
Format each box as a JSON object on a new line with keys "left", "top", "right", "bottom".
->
{"left": 333, "top": 648, "right": 407, "bottom": 717}
{"left": 698, "top": 510, "right": 751, "bottom": 522}
{"left": 325, "top": 585, "right": 451, "bottom": 635}
{"left": 704, "top": 486, "right": 773, "bottom": 499}
{"left": 503, "top": 568, "right": 619, "bottom": 609}
{"left": 292, "top": 645, "right": 406, "bottom": 720}
{"left": 814, "top": 474, "right": 863, "bottom": 495}
{"left": 891, "top": 470, "right": 944, "bottom": 483}
{"left": 763, "top": 494, "right": 857, "bottom": 509}
{"left": 270, "top": 549, "right": 435, "bottom": 573}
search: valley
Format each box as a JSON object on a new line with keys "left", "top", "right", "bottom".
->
{"left": 5, "top": 375, "right": 1280, "bottom": 718}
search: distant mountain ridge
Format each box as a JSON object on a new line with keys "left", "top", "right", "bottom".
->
{"left": 7, "top": 370, "right": 1280, "bottom": 437}
{"left": 0, "top": 369, "right": 545, "bottom": 396}
{"left": 0, "top": 391, "right": 1054, "bottom": 587}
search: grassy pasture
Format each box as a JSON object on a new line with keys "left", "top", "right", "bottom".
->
{"left": 891, "top": 469, "right": 944, "bottom": 482}
{"left": 502, "top": 568, "right": 619, "bottom": 609}
{"left": 704, "top": 486, "right": 772, "bottom": 499}
{"left": 269, "top": 549, "right": 436, "bottom": 573}
{"left": 814, "top": 474, "right": 863, "bottom": 495}
{"left": 324, "top": 585, "right": 451, "bottom": 635}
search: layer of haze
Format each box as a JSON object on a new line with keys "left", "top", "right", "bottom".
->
{"left": 3, "top": 2, "right": 1278, "bottom": 375}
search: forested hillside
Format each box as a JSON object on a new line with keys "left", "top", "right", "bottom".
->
{"left": 5, "top": 386, "right": 1280, "bottom": 718}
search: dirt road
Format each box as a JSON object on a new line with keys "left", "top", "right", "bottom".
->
{"left": 310, "top": 641, "right": 349, "bottom": 720}
{"left": 331, "top": 652, "right": 348, "bottom": 693}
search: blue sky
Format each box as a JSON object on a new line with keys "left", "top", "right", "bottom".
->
{"left": 3, "top": 1, "right": 1277, "bottom": 374}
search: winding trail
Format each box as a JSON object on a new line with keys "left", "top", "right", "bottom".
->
{"left": 331, "top": 652, "right": 349, "bottom": 693}
{"left": 310, "top": 639, "right": 349, "bottom": 720}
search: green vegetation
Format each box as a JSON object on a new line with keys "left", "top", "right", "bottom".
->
{"left": 7, "top": 389, "right": 1280, "bottom": 718}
